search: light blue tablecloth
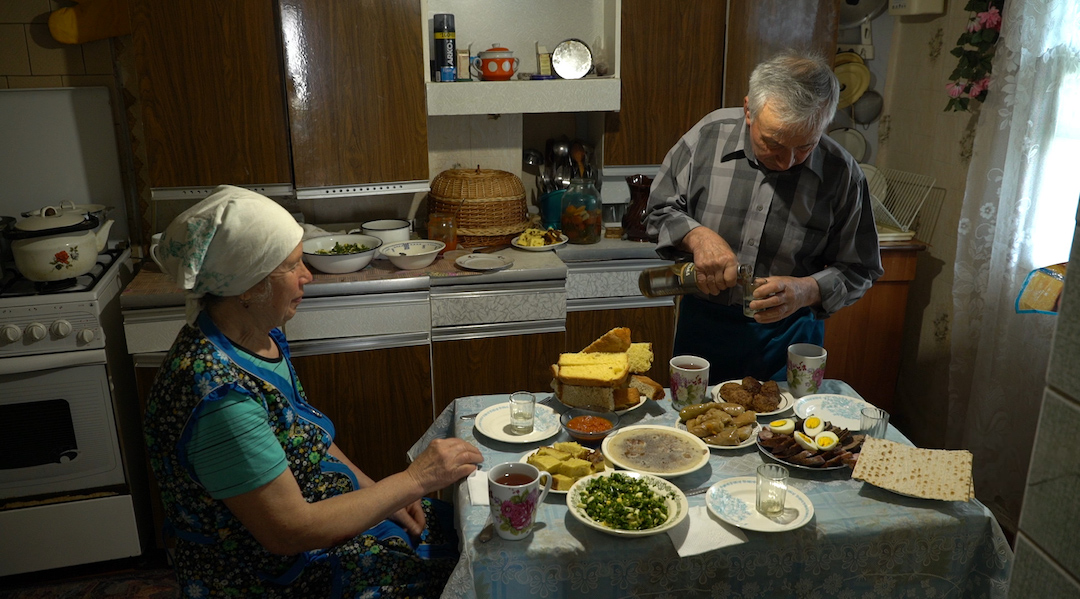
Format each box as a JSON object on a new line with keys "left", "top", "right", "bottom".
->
{"left": 409, "top": 381, "right": 1012, "bottom": 599}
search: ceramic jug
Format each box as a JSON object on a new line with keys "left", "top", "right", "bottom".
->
{"left": 623, "top": 174, "right": 652, "bottom": 242}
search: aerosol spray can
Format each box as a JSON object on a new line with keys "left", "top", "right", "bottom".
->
{"left": 434, "top": 14, "right": 456, "bottom": 82}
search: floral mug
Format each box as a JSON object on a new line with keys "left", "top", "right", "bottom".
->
{"left": 487, "top": 462, "right": 552, "bottom": 540}
{"left": 669, "top": 355, "right": 710, "bottom": 410}
{"left": 787, "top": 343, "right": 828, "bottom": 398}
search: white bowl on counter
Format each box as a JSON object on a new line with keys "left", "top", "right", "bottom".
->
{"left": 358, "top": 219, "right": 411, "bottom": 244}
{"left": 380, "top": 240, "right": 445, "bottom": 270}
{"left": 302, "top": 234, "right": 382, "bottom": 274}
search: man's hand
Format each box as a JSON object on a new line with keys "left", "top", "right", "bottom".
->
{"left": 681, "top": 227, "right": 739, "bottom": 296}
{"left": 749, "top": 276, "right": 821, "bottom": 323}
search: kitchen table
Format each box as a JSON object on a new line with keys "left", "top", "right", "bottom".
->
{"left": 409, "top": 381, "right": 1012, "bottom": 599}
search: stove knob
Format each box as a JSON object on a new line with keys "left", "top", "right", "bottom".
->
{"left": 26, "top": 322, "right": 47, "bottom": 342}
{"left": 78, "top": 329, "right": 96, "bottom": 343}
{"left": 51, "top": 320, "right": 73, "bottom": 338}
{"left": 0, "top": 324, "right": 21, "bottom": 343}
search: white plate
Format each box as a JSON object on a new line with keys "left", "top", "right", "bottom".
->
{"left": 676, "top": 420, "right": 759, "bottom": 450}
{"left": 601, "top": 425, "right": 711, "bottom": 478}
{"left": 555, "top": 394, "right": 650, "bottom": 416}
{"left": 455, "top": 254, "right": 514, "bottom": 272}
{"left": 828, "top": 127, "right": 868, "bottom": 163}
{"left": 755, "top": 437, "right": 848, "bottom": 472}
{"left": 705, "top": 476, "right": 814, "bottom": 532}
{"left": 519, "top": 450, "right": 610, "bottom": 495}
{"left": 511, "top": 234, "right": 568, "bottom": 252}
{"left": 792, "top": 394, "right": 873, "bottom": 431}
{"left": 566, "top": 470, "right": 689, "bottom": 537}
{"left": 710, "top": 379, "right": 795, "bottom": 418}
{"left": 473, "top": 403, "right": 560, "bottom": 444}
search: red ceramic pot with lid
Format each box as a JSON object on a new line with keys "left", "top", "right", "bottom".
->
{"left": 4, "top": 206, "right": 114, "bottom": 282}
{"left": 470, "top": 44, "right": 520, "bottom": 81}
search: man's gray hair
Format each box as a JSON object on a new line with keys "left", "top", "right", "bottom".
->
{"left": 747, "top": 52, "right": 839, "bottom": 137}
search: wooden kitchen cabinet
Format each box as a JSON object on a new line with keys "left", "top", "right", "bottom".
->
{"left": 279, "top": 0, "right": 429, "bottom": 188}
{"left": 605, "top": 0, "right": 840, "bottom": 166}
{"left": 432, "top": 332, "right": 567, "bottom": 416}
{"left": 292, "top": 345, "right": 433, "bottom": 482}
{"left": 565, "top": 306, "right": 675, "bottom": 387}
{"left": 823, "top": 241, "right": 927, "bottom": 414}
{"left": 130, "top": 0, "right": 292, "bottom": 189}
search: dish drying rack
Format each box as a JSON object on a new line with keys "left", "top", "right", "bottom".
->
{"left": 865, "top": 167, "right": 935, "bottom": 234}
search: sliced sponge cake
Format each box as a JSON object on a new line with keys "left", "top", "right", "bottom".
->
{"left": 627, "top": 342, "right": 654, "bottom": 374}
{"left": 582, "top": 327, "right": 632, "bottom": 353}
{"left": 555, "top": 352, "right": 629, "bottom": 387}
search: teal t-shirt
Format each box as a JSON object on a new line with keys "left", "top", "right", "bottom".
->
{"left": 185, "top": 351, "right": 291, "bottom": 499}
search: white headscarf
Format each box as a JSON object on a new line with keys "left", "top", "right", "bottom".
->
{"left": 157, "top": 185, "right": 304, "bottom": 325}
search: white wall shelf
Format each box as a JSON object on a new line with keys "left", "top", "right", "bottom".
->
{"left": 426, "top": 78, "right": 620, "bottom": 116}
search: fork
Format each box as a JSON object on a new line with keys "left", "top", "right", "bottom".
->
{"left": 684, "top": 486, "right": 711, "bottom": 496}
{"left": 458, "top": 394, "right": 558, "bottom": 420}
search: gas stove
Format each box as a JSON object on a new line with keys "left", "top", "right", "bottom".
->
{"left": 0, "top": 247, "right": 132, "bottom": 361}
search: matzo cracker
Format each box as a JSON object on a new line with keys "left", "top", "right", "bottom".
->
{"left": 851, "top": 437, "right": 974, "bottom": 501}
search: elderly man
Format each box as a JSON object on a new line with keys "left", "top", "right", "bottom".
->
{"left": 645, "top": 51, "right": 883, "bottom": 384}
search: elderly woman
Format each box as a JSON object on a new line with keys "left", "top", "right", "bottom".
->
{"left": 144, "top": 185, "right": 483, "bottom": 598}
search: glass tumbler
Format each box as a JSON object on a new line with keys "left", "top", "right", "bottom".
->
{"left": 427, "top": 213, "right": 457, "bottom": 254}
{"left": 508, "top": 392, "right": 536, "bottom": 434}
{"left": 860, "top": 407, "right": 889, "bottom": 438}
{"left": 756, "top": 463, "right": 788, "bottom": 516}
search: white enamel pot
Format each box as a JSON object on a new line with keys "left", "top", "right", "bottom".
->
{"left": 5, "top": 206, "right": 114, "bottom": 282}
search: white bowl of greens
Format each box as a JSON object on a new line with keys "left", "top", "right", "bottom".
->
{"left": 566, "top": 470, "right": 689, "bottom": 537}
{"left": 302, "top": 234, "right": 382, "bottom": 274}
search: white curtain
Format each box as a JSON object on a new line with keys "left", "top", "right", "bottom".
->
{"left": 949, "top": 0, "right": 1080, "bottom": 530}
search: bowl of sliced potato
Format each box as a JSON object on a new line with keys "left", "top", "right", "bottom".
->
{"left": 512, "top": 228, "right": 568, "bottom": 251}
{"left": 302, "top": 234, "right": 382, "bottom": 274}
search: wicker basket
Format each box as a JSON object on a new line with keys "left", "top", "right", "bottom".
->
{"left": 429, "top": 168, "right": 528, "bottom": 247}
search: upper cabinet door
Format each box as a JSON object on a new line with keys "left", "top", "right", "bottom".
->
{"left": 604, "top": 0, "right": 727, "bottom": 167}
{"left": 722, "top": 0, "right": 840, "bottom": 106}
{"left": 280, "top": 0, "right": 428, "bottom": 189}
{"left": 131, "top": 0, "right": 292, "bottom": 189}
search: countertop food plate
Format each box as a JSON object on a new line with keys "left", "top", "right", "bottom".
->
{"left": 566, "top": 470, "right": 689, "bottom": 537}
{"left": 455, "top": 254, "right": 514, "bottom": 272}
{"left": 676, "top": 420, "right": 759, "bottom": 450}
{"left": 601, "top": 424, "right": 711, "bottom": 478}
{"left": 511, "top": 234, "right": 568, "bottom": 252}
{"left": 711, "top": 379, "right": 794, "bottom": 418}
{"left": 473, "top": 403, "right": 559, "bottom": 444}
{"left": 792, "top": 394, "right": 872, "bottom": 431}
{"left": 520, "top": 450, "right": 610, "bottom": 494}
{"left": 705, "top": 477, "right": 814, "bottom": 532}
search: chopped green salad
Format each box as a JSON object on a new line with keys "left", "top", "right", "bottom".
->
{"left": 576, "top": 473, "right": 672, "bottom": 530}
{"left": 314, "top": 242, "right": 370, "bottom": 255}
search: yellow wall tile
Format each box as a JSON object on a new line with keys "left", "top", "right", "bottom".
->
{"left": 0, "top": 0, "right": 51, "bottom": 24}
{"left": 7, "top": 75, "right": 62, "bottom": 87}
{"left": 0, "top": 77, "right": 8, "bottom": 89}
{"left": 81, "top": 38, "right": 113, "bottom": 74}
{"left": 26, "top": 22, "right": 83, "bottom": 75}
{"left": 0, "top": 24, "right": 32, "bottom": 75}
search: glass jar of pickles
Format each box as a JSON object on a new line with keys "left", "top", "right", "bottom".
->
{"left": 560, "top": 179, "right": 602, "bottom": 244}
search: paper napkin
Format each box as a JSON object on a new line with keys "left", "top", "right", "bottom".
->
{"left": 467, "top": 469, "right": 489, "bottom": 506}
{"left": 666, "top": 506, "right": 748, "bottom": 557}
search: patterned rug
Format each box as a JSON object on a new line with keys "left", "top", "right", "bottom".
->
{"left": 0, "top": 567, "right": 178, "bottom": 599}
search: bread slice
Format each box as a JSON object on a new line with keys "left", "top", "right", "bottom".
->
{"left": 582, "top": 327, "right": 632, "bottom": 353}
{"left": 629, "top": 374, "right": 665, "bottom": 401}
{"left": 627, "top": 342, "right": 654, "bottom": 373}
{"left": 613, "top": 387, "right": 641, "bottom": 410}
{"left": 552, "top": 379, "right": 638, "bottom": 412}
{"left": 556, "top": 352, "right": 629, "bottom": 387}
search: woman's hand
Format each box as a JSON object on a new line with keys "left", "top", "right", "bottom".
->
{"left": 389, "top": 499, "right": 427, "bottom": 538}
{"left": 406, "top": 438, "right": 483, "bottom": 495}
{"left": 682, "top": 226, "right": 739, "bottom": 295}
{"left": 749, "top": 276, "right": 821, "bottom": 323}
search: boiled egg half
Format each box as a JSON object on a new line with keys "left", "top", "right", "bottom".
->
{"left": 815, "top": 431, "right": 840, "bottom": 452}
{"left": 794, "top": 431, "right": 817, "bottom": 451}
{"left": 803, "top": 416, "right": 825, "bottom": 438}
{"left": 768, "top": 419, "right": 796, "bottom": 435}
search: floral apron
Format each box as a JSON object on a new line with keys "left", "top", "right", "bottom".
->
{"left": 144, "top": 312, "right": 458, "bottom": 598}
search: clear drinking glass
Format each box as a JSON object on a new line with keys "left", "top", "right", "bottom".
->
{"left": 427, "top": 213, "right": 458, "bottom": 254}
{"left": 756, "top": 463, "right": 788, "bottom": 516}
{"left": 860, "top": 407, "right": 889, "bottom": 438}
{"left": 740, "top": 263, "right": 766, "bottom": 317}
{"left": 508, "top": 392, "right": 536, "bottom": 434}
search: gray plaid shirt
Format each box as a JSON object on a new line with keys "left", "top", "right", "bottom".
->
{"left": 645, "top": 107, "right": 883, "bottom": 317}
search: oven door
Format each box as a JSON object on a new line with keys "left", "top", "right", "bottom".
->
{"left": 0, "top": 349, "right": 126, "bottom": 500}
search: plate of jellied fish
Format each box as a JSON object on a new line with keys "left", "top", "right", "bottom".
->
{"left": 712, "top": 376, "right": 794, "bottom": 418}
{"left": 675, "top": 401, "right": 760, "bottom": 450}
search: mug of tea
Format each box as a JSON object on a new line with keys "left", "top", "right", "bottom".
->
{"left": 487, "top": 461, "right": 552, "bottom": 540}
{"left": 470, "top": 45, "right": 520, "bottom": 81}
{"left": 670, "top": 355, "right": 710, "bottom": 410}
{"left": 149, "top": 232, "right": 166, "bottom": 271}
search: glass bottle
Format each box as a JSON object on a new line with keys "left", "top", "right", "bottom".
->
{"left": 638, "top": 262, "right": 756, "bottom": 298}
{"left": 560, "top": 178, "right": 602, "bottom": 244}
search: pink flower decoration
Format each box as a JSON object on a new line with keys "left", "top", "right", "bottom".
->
{"left": 967, "top": 18, "right": 981, "bottom": 33}
{"left": 946, "top": 81, "right": 967, "bottom": 99}
{"left": 968, "top": 76, "right": 991, "bottom": 98}
{"left": 977, "top": 7, "right": 1002, "bottom": 31}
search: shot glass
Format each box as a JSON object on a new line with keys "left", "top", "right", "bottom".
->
{"left": 860, "top": 406, "right": 889, "bottom": 438}
{"left": 756, "top": 463, "right": 788, "bottom": 517}
{"left": 508, "top": 392, "right": 536, "bottom": 434}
